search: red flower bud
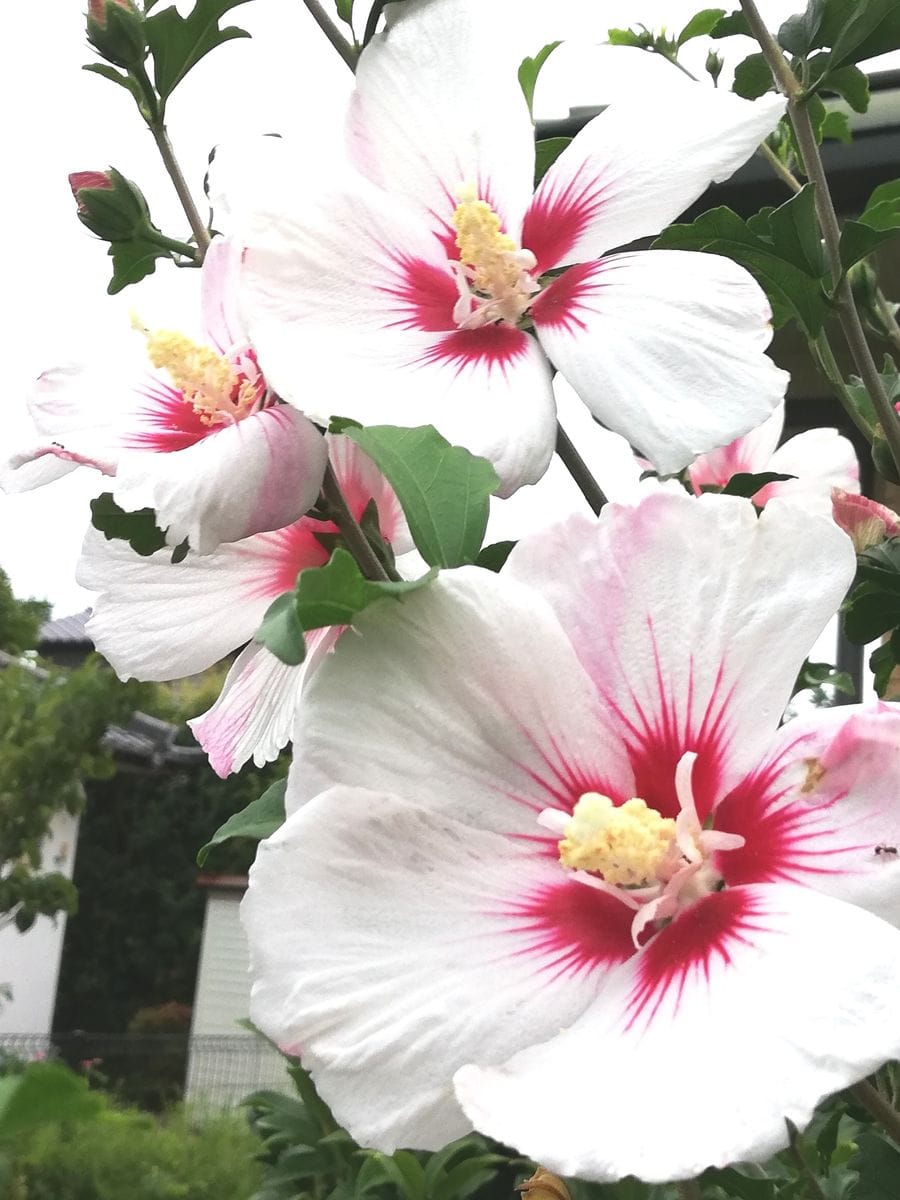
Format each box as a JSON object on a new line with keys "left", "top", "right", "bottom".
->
{"left": 832, "top": 487, "right": 900, "bottom": 553}
{"left": 69, "top": 171, "right": 113, "bottom": 213}
{"left": 87, "top": 0, "right": 136, "bottom": 28}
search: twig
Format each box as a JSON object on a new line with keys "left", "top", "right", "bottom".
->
{"left": 363, "top": 0, "right": 388, "bottom": 47}
{"left": 555, "top": 420, "right": 608, "bottom": 515}
{"left": 300, "top": 0, "right": 358, "bottom": 72}
{"left": 320, "top": 463, "right": 397, "bottom": 581}
{"left": 148, "top": 123, "right": 210, "bottom": 259}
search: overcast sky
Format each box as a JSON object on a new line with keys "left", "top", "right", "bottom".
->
{"left": 0, "top": 0, "right": 883, "bottom": 614}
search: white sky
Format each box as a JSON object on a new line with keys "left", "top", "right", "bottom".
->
{"left": 0, "top": 0, "right": 891, "bottom": 613}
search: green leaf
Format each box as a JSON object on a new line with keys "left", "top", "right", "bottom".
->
{"left": 107, "top": 236, "right": 171, "bottom": 293}
{"left": 0, "top": 1063, "right": 102, "bottom": 1138}
{"left": 851, "top": 1129, "right": 900, "bottom": 1199}
{"left": 607, "top": 27, "right": 653, "bottom": 48}
{"left": 778, "top": 0, "right": 826, "bottom": 55}
{"left": 197, "top": 778, "right": 287, "bottom": 867}
{"left": 719, "top": 471, "right": 796, "bottom": 498}
{"left": 677, "top": 8, "right": 726, "bottom": 45}
{"left": 839, "top": 179, "right": 900, "bottom": 271}
{"left": 825, "top": 0, "right": 900, "bottom": 70}
{"left": 345, "top": 426, "right": 500, "bottom": 568}
{"left": 845, "top": 355, "right": 900, "bottom": 434}
{"left": 767, "top": 182, "right": 825, "bottom": 276}
{"left": 534, "top": 136, "right": 571, "bottom": 185}
{"left": 255, "top": 592, "right": 306, "bottom": 666}
{"left": 710, "top": 10, "right": 751, "bottom": 37}
{"left": 293, "top": 548, "right": 435, "bottom": 631}
{"left": 869, "top": 635, "right": 900, "bottom": 697}
{"left": 146, "top": 0, "right": 252, "bottom": 103}
{"left": 842, "top": 537, "right": 900, "bottom": 644}
{"left": 807, "top": 58, "right": 870, "bottom": 112}
{"left": 732, "top": 52, "right": 774, "bottom": 99}
{"left": 518, "top": 42, "right": 561, "bottom": 117}
{"left": 335, "top": 0, "right": 353, "bottom": 24}
{"left": 654, "top": 201, "right": 830, "bottom": 335}
{"left": 90, "top": 493, "right": 168, "bottom": 555}
{"left": 475, "top": 540, "right": 516, "bottom": 572}
{"left": 820, "top": 110, "right": 852, "bottom": 143}
{"left": 82, "top": 61, "right": 147, "bottom": 108}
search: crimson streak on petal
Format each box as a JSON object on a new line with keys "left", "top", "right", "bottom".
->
{"left": 417, "top": 324, "right": 534, "bottom": 378}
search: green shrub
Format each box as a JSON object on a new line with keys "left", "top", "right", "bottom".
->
{"left": 9, "top": 1104, "right": 262, "bottom": 1200}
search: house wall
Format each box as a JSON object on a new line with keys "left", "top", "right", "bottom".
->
{"left": 0, "top": 810, "right": 79, "bottom": 1039}
{"left": 185, "top": 885, "right": 288, "bottom": 1107}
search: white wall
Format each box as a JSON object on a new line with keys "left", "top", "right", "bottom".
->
{"left": 0, "top": 810, "right": 80, "bottom": 1037}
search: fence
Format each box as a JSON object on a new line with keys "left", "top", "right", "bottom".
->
{"left": 0, "top": 1031, "right": 290, "bottom": 1111}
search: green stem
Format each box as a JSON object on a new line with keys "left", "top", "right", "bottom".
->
{"left": 555, "top": 420, "right": 608, "bottom": 515}
{"left": 875, "top": 291, "right": 900, "bottom": 357}
{"left": 758, "top": 140, "right": 802, "bottom": 194}
{"left": 851, "top": 1079, "right": 900, "bottom": 1145}
{"left": 363, "top": 0, "right": 387, "bottom": 47}
{"left": 300, "top": 0, "right": 358, "bottom": 71}
{"left": 320, "top": 463, "right": 397, "bottom": 581}
{"left": 810, "top": 332, "right": 873, "bottom": 438}
{"left": 739, "top": 0, "right": 900, "bottom": 476}
{"left": 148, "top": 123, "right": 210, "bottom": 259}
{"left": 145, "top": 229, "right": 200, "bottom": 258}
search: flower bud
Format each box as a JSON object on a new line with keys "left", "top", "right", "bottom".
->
{"left": 517, "top": 1169, "right": 571, "bottom": 1200}
{"left": 705, "top": 49, "right": 724, "bottom": 85}
{"left": 69, "top": 167, "right": 152, "bottom": 241}
{"left": 832, "top": 487, "right": 900, "bottom": 553}
{"left": 86, "top": 0, "right": 146, "bottom": 70}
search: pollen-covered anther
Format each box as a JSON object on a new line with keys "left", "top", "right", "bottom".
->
{"left": 450, "top": 184, "right": 539, "bottom": 329}
{"left": 142, "top": 329, "right": 258, "bottom": 427}
{"left": 559, "top": 793, "right": 676, "bottom": 887}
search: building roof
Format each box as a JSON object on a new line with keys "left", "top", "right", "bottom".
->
{"left": 37, "top": 610, "right": 93, "bottom": 647}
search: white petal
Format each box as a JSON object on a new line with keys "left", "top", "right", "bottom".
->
{"left": 201, "top": 235, "right": 249, "bottom": 353}
{"left": 0, "top": 447, "right": 79, "bottom": 493}
{"left": 288, "top": 567, "right": 633, "bottom": 824}
{"left": 504, "top": 492, "right": 855, "bottom": 818}
{"left": 762, "top": 427, "right": 860, "bottom": 507}
{"left": 456, "top": 884, "right": 900, "bottom": 1182}
{"left": 78, "top": 518, "right": 329, "bottom": 680}
{"left": 189, "top": 628, "right": 342, "bottom": 777}
{"left": 244, "top": 788, "right": 634, "bottom": 1151}
{"left": 523, "top": 87, "right": 784, "bottom": 270}
{"left": 350, "top": 0, "right": 534, "bottom": 239}
{"left": 113, "top": 405, "right": 328, "bottom": 554}
{"left": 533, "top": 251, "right": 788, "bottom": 474}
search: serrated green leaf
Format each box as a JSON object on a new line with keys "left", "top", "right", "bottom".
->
{"left": 345, "top": 426, "right": 500, "bottom": 568}
{"left": 825, "top": 0, "right": 900, "bottom": 70}
{"left": 257, "top": 591, "right": 306, "bottom": 666}
{"left": 768, "top": 183, "right": 825, "bottom": 276}
{"left": 607, "top": 27, "right": 652, "bottom": 48}
{"left": 653, "top": 203, "right": 829, "bottom": 335}
{"left": 535, "top": 136, "right": 571, "bottom": 185}
{"left": 90, "top": 493, "right": 169, "bottom": 555}
{"left": 808, "top": 58, "right": 870, "bottom": 112}
{"left": 732, "top": 52, "right": 774, "bottom": 99}
{"left": 196, "top": 778, "right": 287, "bottom": 866}
{"left": 146, "top": 0, "right": 252, "bottom": 103}
{"left": 107, "top": 236, "right": 171, "bottom": 293}
{"left": 518, "top": 42, "right": 561, "bottom": 117}
{"left": 294, "top": 548, "right": 435, "bottom": 631}
{"left": 677, "top": 8, "right": 726, "bottom": 45}
{"left": 778, "top": 0, "right": 826, "bottom": 55}
{"left": 839, "top": 179, "right": 900, "bottom": 270}
{"left": 821, "top": 110, "right": 852, "bottom": 142}
{"left": 710, "top": 10, "right": 751, "bottom": 37}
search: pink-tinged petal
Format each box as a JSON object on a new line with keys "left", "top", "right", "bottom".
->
{"left": 112, "top": 405, "right": 328, "bottom": 555}
{"left": 717, "top": 703, "right": 900, "bottom": 926}
{"left": 289, "top": 568, "right": 635, "bottom": 826}
{"left": 688, "top": 402, "right": 785, "bottom": 494}
{"left": 756, "top": 427, "right": 860, "bottom": 508}
{"left": 504, "top": 493, "right": 855, "bottom": 820}
{"left": 200, "top": 236, "right": 248, "bottom": 354}
{"left": 77, "top": 518, "right": 329, "bottom": 681}
{"left": 349, "top": 0, "right": 534, "bottom": 243}
{"left": 523, "top": 88, "right": 784, "bottom": 271}
{"left": 1, "top": 446, "right": 80, "bottom": 493}
{"left": 532, "top": 251, "right": 788, "bottom": 474}
{"left": 832, "top": 488, "right": 900, "bottom": 552}
{"left": 328, "top": 434, "right": 410, "bottom": 554}
{"left": 189, "top": 628, "right": 342, "bottom": 777}
{"left": 244, "top": 789, "right": 633, "bottom": 1152}
{"left": 455, "top": 883, "right": 900, "bottom": 1182}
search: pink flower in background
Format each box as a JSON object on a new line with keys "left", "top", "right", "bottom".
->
{"left": 244, "top": 491, "right": 900, "bottom": 1182}
{"left": 832, "top": 488, "right": 900, "bottom": 552}
{"left": 78, "top": 436, "right": 411, "bottom": 777}
{"left": 217, "top": 0, "right": 787, "bottom": 495}
{"left": 2, "top": 237, "right": 327, "bottom": 554}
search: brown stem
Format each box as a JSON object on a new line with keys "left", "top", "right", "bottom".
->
{"left": 740, "top": 0, "right": 900, "bottom": 477}
{"left": 851, "top": 1079, "right": 900, "bottom": 1145}
{"left": 555, "top": 420, "right": 607, "bottom": 515}
{"left": 300, "top": 0, "right": 358, "bottom": 72}
{"left": 320, "top": 462, "right": 396, "bottom": 581}
{"left": 149, "top": 124, "right": 210, "bottom": 259}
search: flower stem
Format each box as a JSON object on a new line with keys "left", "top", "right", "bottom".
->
{"left": 739, "top": 0, "right": 900, "bottom": 477}
{"left": 363, "top": 0, "right": 388, "bottom": 47}
{"left": 555, "top": 420, "right": 608, "bottom": 515}
{"left": 757, "top": 140, "right": 802, "bottom": 195}
{"left": 851, "top": 1079, "right": 900, "bottom": 1145}
{"left": 300, "top": 0, "right": 358, "bottom": 72}
{"left": 320, "top": 462, "right": 397, "bottom": 581}
{"left": 148, "top": 123, "right": 210, "bottom": 259}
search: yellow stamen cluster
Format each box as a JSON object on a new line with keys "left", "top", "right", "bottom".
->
{"left": 452, "top": 186, "right": 522, "bottom": 294}
{"left": 143, "top": 329, "right": 256, "bottom": 426}
{"left": 559, "top": 794, "right": 676, "bottom": 887}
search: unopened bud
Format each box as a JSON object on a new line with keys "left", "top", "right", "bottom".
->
{"left": 706, "top": 49, "right": 724, "bottom": 85}
{"left": 832, "top": 487, "right": 900, "bottom": 553}
{"left": 517, "top": 1169, "right": 571, "bottom": 1200}
{"left": 86, "top": 0, "right": 146, "bottom": 70}
{"left": 68, "top": 167, "right": 152, "bottom": 241}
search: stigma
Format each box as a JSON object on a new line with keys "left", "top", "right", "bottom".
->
{"left": 450, "top": 184, "right": 539, "bottom": 329}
